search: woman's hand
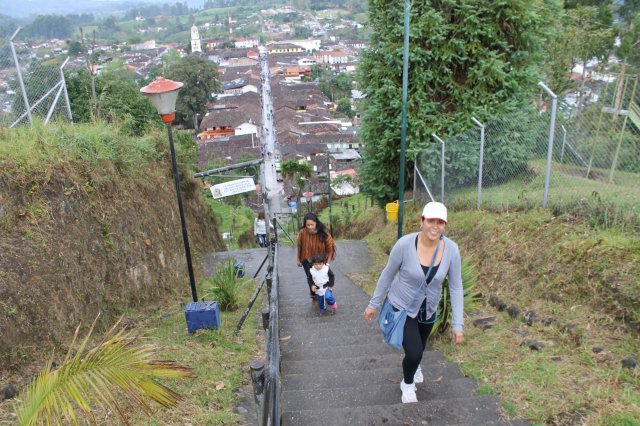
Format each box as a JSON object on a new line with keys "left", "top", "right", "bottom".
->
{"left": 297, "top": 261, "right": 302, "bottom": 267}
{"left": 363, "top": 307, "right": 378, "bottom": 322}
{"left": 452, "top": 331, "right": 464, "bottom": 345}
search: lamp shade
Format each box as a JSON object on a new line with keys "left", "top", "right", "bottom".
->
{"left": 140, "top": 77, "right": 183, "bottom": 116}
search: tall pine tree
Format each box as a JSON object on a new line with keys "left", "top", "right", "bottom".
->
{"left": 357, "top": 0, "right": 546, "bottom": 206}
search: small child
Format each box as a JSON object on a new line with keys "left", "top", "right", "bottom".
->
{"left": 309, "top": 253, "right": 338, "bottom": 312}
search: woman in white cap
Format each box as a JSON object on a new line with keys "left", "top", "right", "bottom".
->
{"left": 363, "top": 202, "right": 464, "bottom": 404}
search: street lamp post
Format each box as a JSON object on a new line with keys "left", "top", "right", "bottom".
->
{"left": 141, "top": 77, "right": 199, "bottom": 303}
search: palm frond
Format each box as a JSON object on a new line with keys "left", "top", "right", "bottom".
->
{"left": 14, "top": 317, "right": 195, "bottom": 426}
{"left": 435, "top": 256, "right": 480, "bottom": 335}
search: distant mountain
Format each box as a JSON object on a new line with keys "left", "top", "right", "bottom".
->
{"left": 5, "top": 0, "right": 206, "bottom": 19}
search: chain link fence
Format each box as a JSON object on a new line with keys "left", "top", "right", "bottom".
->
{"left": 0, "top": 27, "right": 72, "bottom": 128}
{"left": 415, "top": 75, "right": 640, "bottom": 227}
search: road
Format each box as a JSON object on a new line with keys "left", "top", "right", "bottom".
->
{"left": 259, "top": 46, "right": 283, "bottom": 217}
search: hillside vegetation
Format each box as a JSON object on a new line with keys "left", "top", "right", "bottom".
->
{"left": 0, "top": 121, "right": 224, "bottom": 374}
{"left": 351, "top": 202, "right": 640, "bottom": 424}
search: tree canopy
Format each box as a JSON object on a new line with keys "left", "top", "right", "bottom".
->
{"left": 357, "top": 0, "right": 546, "bottom": 206}
{"left": 164, "top": 56, "right": 221, "bottom": 127}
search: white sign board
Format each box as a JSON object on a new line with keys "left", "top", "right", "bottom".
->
{"left": 210, "top": 178, "right": 256, "bottom": 199}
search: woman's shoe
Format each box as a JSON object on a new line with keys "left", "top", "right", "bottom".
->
{"left": 400, "top": 380, "right": 417, "bottom": 403}
{"left": 414, "top": 366, "right": 423, "bottom": 384}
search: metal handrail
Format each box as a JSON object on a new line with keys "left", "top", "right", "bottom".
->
{"left": 261, "top": 242, "right": 280, "bottom": 426}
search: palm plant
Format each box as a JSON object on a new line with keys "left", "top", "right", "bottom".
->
{"left": 204, "top": 258, "right": 248, "bottom": 311}
{"left": 13, "top": 317, "right": 194, "bottom": 426}
{"left": 434, "top": 257, "right": 480, "bottom": 335}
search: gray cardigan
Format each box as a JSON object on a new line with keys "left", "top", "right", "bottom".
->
{"left": 368, "top": 233, "right": 464, "bottom": 333}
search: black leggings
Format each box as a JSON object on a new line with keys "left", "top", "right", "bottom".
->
{"left": 402, "top": 312, "right": 435, "bottom": 384}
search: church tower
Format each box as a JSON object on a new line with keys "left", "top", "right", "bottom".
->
{"left": 191, "top": 24, "right": 202, "bottom": 53}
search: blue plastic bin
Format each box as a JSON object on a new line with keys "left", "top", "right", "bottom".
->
{"left": 185, "top": 301, "right": 220, "bottom": 333}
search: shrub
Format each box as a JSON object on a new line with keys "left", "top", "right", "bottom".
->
{"left": 204, "top": 259, "right": 246, "bottom": 311}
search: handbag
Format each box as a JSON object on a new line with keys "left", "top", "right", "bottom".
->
{"left": 378, "top": 236, "right": 441, "bottom": 350}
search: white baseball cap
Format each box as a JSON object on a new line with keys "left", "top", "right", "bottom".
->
{"left": 422, "top": 202, "right": 448, "bottom": 223}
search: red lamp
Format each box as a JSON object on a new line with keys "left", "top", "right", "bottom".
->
{"left": 140, "top": 77, "right": 184, "bottom": 123}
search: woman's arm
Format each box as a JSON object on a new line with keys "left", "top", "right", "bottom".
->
{"left": 447, "top": 245, "right": 464, "bottom": 334}
{"left": 367, "top": 239, "right": 404, "bottom": 310}
{"left": 327, "top": 267, "right": 335, "bottom": 287}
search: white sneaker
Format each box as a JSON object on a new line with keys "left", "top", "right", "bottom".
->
{"left": 414, "top": 366, "right": 424, "bottom": 384}
{"left": 400, "top": 380, "right": 417, "bottom": 403}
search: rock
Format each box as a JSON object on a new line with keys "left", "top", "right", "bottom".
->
{"left": 621, "top": 357, "right": 637, "bottom": 369}
{"left": 524, "top": 310, "right": 538, "bottom": 326}
{"left": 510, "top": 327, "right": 528, "bottom": 337}
{"left": 488, "top": 295, "right": 507, "bottom": 311}
{"left": 592, "top": 346, "right": 603, "bottom": 354}
{"left": 543, "top": 317, "right": 560, "bottom": 327}
{"left": 550, "top": 356, "right": 562, "bottom": 362}
{"left": 562, "top": 323, "right": 577, "bottom": 333}
{"left": 235, "top": 406, "right": 249, "bottom": 415}
{"left": 520, "top": 339, "right": 544, "bottom": 351}
{"left": 594, "top": 351, "right": 615, "bottom": 364}
{"left": 473, "top": 316, "right": 496, "bottom": 327}
{"left": 507, "top": 305, "right": 522, "bottom": 320}
{"left": 144, "top": 238, "right": 152, "bottom": 248}
{"left": 466, "top": 309, "right": 483, "bottom": 317}
{"left": 2, "top": 384, "right": 17, "bottom": 401}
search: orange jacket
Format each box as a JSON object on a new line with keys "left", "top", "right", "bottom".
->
{"left": 297, "top": 229, "right": 336, "bottom": 264}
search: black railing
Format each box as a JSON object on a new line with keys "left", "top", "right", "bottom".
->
{"left": 261, "top": 239, "right": 280, "bottom": 426}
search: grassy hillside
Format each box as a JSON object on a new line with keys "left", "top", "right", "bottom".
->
{"left": 0, "top": 120, "right": 225, "bottom": 374}
{"left": 353, "top": 202, "right": 640, "bottom": 425}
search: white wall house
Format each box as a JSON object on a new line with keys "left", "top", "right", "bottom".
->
{"left": 235, "top": 122, "right": 258, "bottom": 136}
{"left": 234, "top": 38, "right": 259, "bottom": 48}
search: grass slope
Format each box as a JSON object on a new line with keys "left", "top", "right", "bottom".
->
{"left": 358, "top": 203, "right": 640, "bottom": 425}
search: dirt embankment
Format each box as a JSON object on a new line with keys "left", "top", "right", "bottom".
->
{"left": 0, "top": 162, "right": 224, "bottom": 372}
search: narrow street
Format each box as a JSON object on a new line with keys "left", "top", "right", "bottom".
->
{"left": 259, "top": 46, "right": 283, "bottom": 216}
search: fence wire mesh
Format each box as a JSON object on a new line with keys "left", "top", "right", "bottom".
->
{"left": 0, "top": 28, "right": 72, "bottom": 128}
{"left": 415, "top": 75, "right": 640, "bottom": 225}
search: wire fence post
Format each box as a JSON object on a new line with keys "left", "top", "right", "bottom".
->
{"left": 560, "top": 125, "right": 567, "bottom": 163}
{"left": 59, "top": 57, "right": 73, "bottom": 122}
{"left": 538, "top": 81, "right": 558, "bottom": 208}
{"left": 471, "top": 117, "right": 485, "bottom": 209}
{"left": 431, "top": 134, "right": 446, "bottom": 203}
{"left": 10, "top": 27, "right": 32, "bottom": 126}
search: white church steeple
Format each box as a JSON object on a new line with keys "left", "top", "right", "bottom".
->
{"left": 191, "top": 24, "right": 202, "bottom": 53}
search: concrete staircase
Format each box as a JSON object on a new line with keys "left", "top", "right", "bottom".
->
{"left": 277, "top": 241, "right": 528, "bottom": 426}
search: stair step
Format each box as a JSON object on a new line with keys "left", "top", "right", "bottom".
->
{"left": 280, "top": 314, "right": 379, "bottom": 332}
{"left": 281, "top": 342, "right": 399, "bottom": 362}
{"left": 280, "top": 331, "right": 390, "bottom": 350}
{"left": 283, "top": 351, "right": 444, "bottom": 375}
{"left": 281, "top": 377, "right": 478, "bottom": 411}
{"left": 282, "top": 363, "right": 464, "bottom": 391}
{"left": 279, "top": 308, "right": 372, "bottom": 322}
{"left": 279, "top": 324, "right": 385, "bottom": 341}
{"left": 282, "top": 394, "right": 505, "bottom": 426}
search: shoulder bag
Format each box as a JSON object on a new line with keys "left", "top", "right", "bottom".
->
{"left": 377, "top": 236, "right": 441, "bottom": 350}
